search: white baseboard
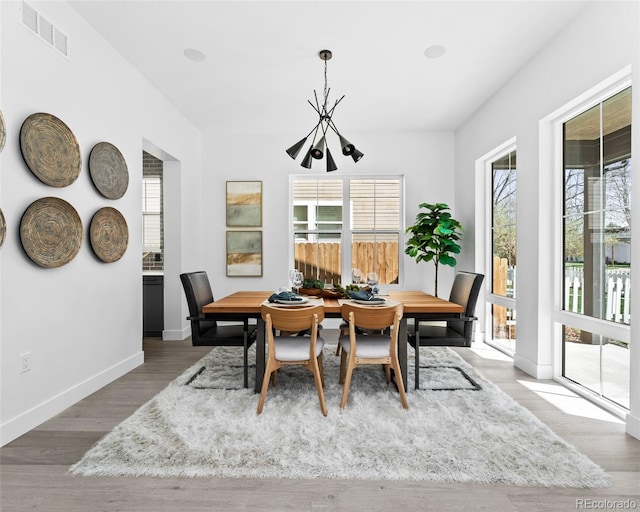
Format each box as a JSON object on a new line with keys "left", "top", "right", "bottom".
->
{"left": 626, "top": 412, "right": 640, "bottom": 440}
{"left": 0, "top": 351, "right": 144, "bottom": 447}
{"left": 513, "top": 353, "right": 553, "bottom": 379}
{"left": 163, "top": 326, "right": 190, "bottom": 341}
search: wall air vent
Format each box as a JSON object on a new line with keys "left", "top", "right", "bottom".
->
{"left": 54, "top": 28, "right": 68, "bottom": 56}
{"left": 21, "top": 2, "right": 69, "bottom": 58}
{"left": 22, "top": 2, "right": 37, "bottom": 32}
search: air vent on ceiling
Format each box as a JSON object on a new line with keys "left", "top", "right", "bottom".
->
{"left": 21, "top": 1, "right": 69, "bottom": 58}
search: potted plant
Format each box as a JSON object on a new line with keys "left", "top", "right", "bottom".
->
{"left": 405, "top": 202, "right": 463, "bottom": 296}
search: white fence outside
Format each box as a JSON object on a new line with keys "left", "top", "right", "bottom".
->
{"left": 564, "top": 267, "right": 631, "bottom": 324}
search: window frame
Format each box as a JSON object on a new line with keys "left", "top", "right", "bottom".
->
{"left": 289, "top": 174, "right": 405, "bottom": 288}
{"left": 552, "top": 79, "right": 632, "bottom": 343}
{"left": 548, "top": 71, "right": 632, "bottom": 415}
{"left": 482, "top": 140, "right": 517, "bottom": 354}
{"left": 293, "top": 201, "right": 343, "bottom": 242}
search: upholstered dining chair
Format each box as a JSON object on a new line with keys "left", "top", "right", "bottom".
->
{"left": 408, "top": 271, "right": 484, "bottom": 389}
{"left": 258, "top": 304, "right": 327, "bottom": 416}
{"left": 338, "top": 302, "right": 408, "bottom": 410}
{"left": 180, "top": 271, "right": 257, "bottom": 388}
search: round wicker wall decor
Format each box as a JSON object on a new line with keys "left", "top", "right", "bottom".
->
{"left": 0, "top": 208, "right": 6, "bottom": 248}
{"left": 0, "top": 109, "right": 6, "bottom": 153}
{"left": 20, "top": 113, "right": 81, "bottom": 187}
{"left": 90, "top": 207, "right": 128, "bottom": 263}
{"left": 20, "top": 197, "right": 83, "bottom": 268}
{"left": 89, "top": 142, "right": 129, "bottom": 199}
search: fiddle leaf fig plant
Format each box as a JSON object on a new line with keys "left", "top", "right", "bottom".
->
{"left": 405, "top": 202, "right": 463, "bottom": 296}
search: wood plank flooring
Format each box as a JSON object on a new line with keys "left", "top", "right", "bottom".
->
{"left": 2, "top": 336, "right": 639, "bottom": 512}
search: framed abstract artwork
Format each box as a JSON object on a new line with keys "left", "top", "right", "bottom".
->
{"left": 226, "top": 180, "right": 262, "bottom": 227}
{"left": 226, "top": 230, "right": 262, "bottom": 277}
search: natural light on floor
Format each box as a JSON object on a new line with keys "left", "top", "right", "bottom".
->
{"left": 517, "top": 380, "right": 624, "bottom": 424}
{"left": 468, "top": 342, "right": 624, "bottom": 424}
{"left": 468, "top": 343, "right": 513, "bottom": 362}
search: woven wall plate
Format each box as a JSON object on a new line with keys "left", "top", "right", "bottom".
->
{"left": 90, "top": 207, "right": 128, "bottom": 263}
{"left": 89, "top": 142, "right": 129, "bottom": 199}
{"left": 0, "top": 109, "right": 6, "bottom": 153}
{"left": 0, "top": 208, "right": 6, "bottom": 248}
{"left": 20, "top": 197, "right": 83, "bottom": 268}
{"left": 20, "top": 113, "right": 81, "bottom": 187}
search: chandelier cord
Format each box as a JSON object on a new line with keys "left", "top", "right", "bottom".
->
{"left": 323, "top": 58, "right": 329, "bottom": 115}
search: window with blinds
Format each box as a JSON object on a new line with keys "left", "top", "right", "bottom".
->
{"left": 291, "top": 175, "right": 403, "bottom": 285}
{"left": 142, "top": 176, "right": 162, "bottom": 253}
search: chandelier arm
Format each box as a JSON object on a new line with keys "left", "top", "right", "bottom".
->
{"left": 313, "top": 90, "right": 322, "bottom": 114}
{"left": 307, "top": 99, "right": 321, "bottom": 116}
{"left": 303, "top": 122, "right": 321, "bottom": 140}
{"left": 325, "top": 95, "right": 345, "bottom": 119}
{"left": 309, "top": 120, "right": 322, "bottom": 145}
{"left": 326, "top": 118, "right": 341, "bottom": 137}
{"left": 326, "top": 99, "right": 345, "bottom": 135}
{"left": 319, "top": 117, "right": 330, "bottom": 138}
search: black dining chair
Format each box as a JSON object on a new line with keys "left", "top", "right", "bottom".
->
{"left": 180, "top": 271, "right": 257, "bottom": 388}
{"left": 408, "top": 271, "right": 484, "bottom": 389}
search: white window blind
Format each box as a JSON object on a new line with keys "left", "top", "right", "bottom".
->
{"left": 142, "top": 176, "right": 161, "bottom": 252}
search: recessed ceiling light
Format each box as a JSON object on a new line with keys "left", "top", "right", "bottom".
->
{"left": 424, "top": 45, "right": 446, "bottom": 59}
{"left": 184, "top": 48, "right": 206, "bottom": 62}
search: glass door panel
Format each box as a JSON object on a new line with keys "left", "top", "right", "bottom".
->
{"left": 560, "top": 86, "right": 631, "bottom": 410}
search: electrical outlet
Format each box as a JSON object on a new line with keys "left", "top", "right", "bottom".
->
{"left": 19, "top": 352, "right": 31, "bottom": 373}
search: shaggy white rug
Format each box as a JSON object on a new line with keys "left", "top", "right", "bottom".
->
{"left": 70, "top": 345, "right": 610, "bottom": 487}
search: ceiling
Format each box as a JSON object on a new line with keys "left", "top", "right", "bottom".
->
{"left": 68, "top": 1, "right": 589, "bottom": 135}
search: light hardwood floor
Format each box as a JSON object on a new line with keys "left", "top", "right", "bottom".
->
{"left": 2, "top": 336, "right": 639, "bottom": 512}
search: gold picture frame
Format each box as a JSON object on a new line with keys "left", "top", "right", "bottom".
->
{"left": 226, "top": 180, "right": 262, "bottom": 227}
{"left": 226, "top": 230, "right": 263, "bottom": 277}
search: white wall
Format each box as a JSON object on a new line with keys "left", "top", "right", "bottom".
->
{"left": 195, "top": 130, "right": 457, "bottom": 302}
{"left": 0, "top": 1, "right": 202, "bottom": 445}
{"left": 455, "top": 1, "right": 639, "bottom": 437}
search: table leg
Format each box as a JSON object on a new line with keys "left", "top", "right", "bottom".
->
{"left": 255, "top": 317, "right": 266, "bottom": 393}
{"left": 398, "top": 318, "right": 408, "bottom": 393}
{"left": 414, "top": 322, "right": 420, "bottom": 390}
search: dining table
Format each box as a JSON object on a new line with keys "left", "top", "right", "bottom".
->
{"left": 202, "top": 290, "right": 464, "bottom": 393}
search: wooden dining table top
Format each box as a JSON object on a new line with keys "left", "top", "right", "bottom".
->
{"left": 202, "top": 289, "right": 463, "bottom": 394}
{"left": 202, "top": 290, "right": 464, "bottom": 316}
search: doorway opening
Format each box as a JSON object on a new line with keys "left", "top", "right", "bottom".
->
{"left": 142, "top": 151, "right": 164, "bottom": 337}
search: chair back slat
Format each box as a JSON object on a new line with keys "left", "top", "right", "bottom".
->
{"left": 261, "top": 304, "right": 325, "bottom": 332}
{"left": 340, "top": 303, "right": 403, "bottom": 331}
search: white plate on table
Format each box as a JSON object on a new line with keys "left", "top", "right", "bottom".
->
{"left": 275, "top": 297, "right": 309, "bottom": 306}
{"left": 353, "top": 298, "right": 386, "bottom": 306}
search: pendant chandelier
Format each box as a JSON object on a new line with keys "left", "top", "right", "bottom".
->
{"left": 286, "top": 50, "right": 363, "bottom": 172}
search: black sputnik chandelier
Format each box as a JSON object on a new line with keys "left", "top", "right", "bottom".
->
{"left": 286, "top": 50, "right": 363, "bottom": 172}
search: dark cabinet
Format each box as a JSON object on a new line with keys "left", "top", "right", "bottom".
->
{"left": 143, "top": 275, "right": 164, "bottom": 337}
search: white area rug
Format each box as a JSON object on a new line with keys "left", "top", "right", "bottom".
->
{"left": 71, "top": 345, "right": 610, "bottom": 487}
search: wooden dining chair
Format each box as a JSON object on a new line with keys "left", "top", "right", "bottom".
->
{"left": 258, "top": 304, "right": 327, "bottom": 416}
{"left": 338, "top": 302, "right": 408, "bottom": 410}
{"left": 180, "top": 271, "right": 257, "bottom": 388}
